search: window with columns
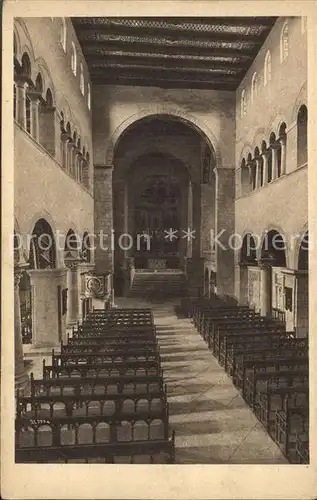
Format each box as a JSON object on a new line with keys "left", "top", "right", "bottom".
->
{"left": 280, "top": 22, "right": 289, "bottom": 62}
{"left": 297, "top": 105, "right": 308, "bottom": 167}
{"left": 71, "top": 42, "right": 77, "bottom": 76}
{"left": 251, "top": 72, "right": 258, "bottom": 103}
{"left": 240, "top": 89, "right": 247, "bottom": 117}
{"left": 80, "top": 63, "right": 85, "bottom": 95}
{"left": 60, "top": 18, "right": 67, "bottom": 52}
{"left": 264, "top": 50, "right": 272, "bottom": 86}
{"left": 87, "top": 83, "right": 91, "bottom": 110}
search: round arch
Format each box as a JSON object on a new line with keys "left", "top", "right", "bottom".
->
{"left": 291, "top": 82, "right": 307, "bottom": 123}
{"left": 260, "top": 228, "right": 288, "bottom": 267}
{"left": 105, "top": 108, "right": 222, "bottom": 167}
{"left": 29, "top": 218, "right": 56, "bottom": 269}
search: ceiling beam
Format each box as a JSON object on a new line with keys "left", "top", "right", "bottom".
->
{"left": 85, "top": 54, "right": 248, "bottom": 71}
{"left": 81, "top": 41, "right": 257, "bottom": 60}
{"left": 76, "top": 28, "right": 265, "bottom": 47}
{"left": 91, "top": 76, "right": 238, "bottom": 91}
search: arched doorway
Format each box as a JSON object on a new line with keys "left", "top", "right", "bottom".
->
{"left": 26, "top": 218, "right": 60, "bottom": 347}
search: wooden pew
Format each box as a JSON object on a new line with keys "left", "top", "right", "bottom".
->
{"left": 255, "top": 383, "right": 308, "bottom": 433}
{"left": 52, "top": 350, "right": 161, "bottom": 367}
{"left": 274, "top": 401, "right": 309, "bottom": 463}
{"left": 294, "top": 433, "right": 309, "bottom": 464}
{"left": 228, "top": 337, "right": 307, "bottom": 380}
{"left": 30, "top": 372, "right": 165, "bottom": 397}
{"left": 243, "top": 368, "right": 309, "bottom": 408}
{"left": 234, "top": 348, "right": 308, "bottom": 390}
{"left": 222, "top": 329, "right": 291, "bottom": 370}
{"left": 60, "top": 341, "right": 159, "bottom": 357}
{"left": 43, "top": 360, "right": 162, "bottom": 379}
{"left": 209, "top": 319, "right": 285, "bottom": 355}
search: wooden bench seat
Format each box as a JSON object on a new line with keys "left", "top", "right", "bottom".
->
{"left": 243, "top": 369, "right": 309, "bottom": 407}
{"left": 221, "top": 330, "right": 291, "bottom": 369}
{"left": 227, "top": 338, "right": 307, "bottom": 379}
{"left": 255, "top": 384, "right": 309, "bottom": 432}
{"left": 234, "top": 356, "right": 309, "bottom": 391}
{"left": 60, "top": 342, "right": 159, "bottom": 356}
{"left": 17, "top": 390, "right": 169, "bottom": 420}
{"left": 77, "top": 326, "right": 156, "bottom": 337}
{"left": 209, "top": 320, "right": 285, "bottom": 355}
{"left": 31, "top": 372, "right": 165, "bottom": 397}
{"left": 43, "top": 361, "right": 162, "bottom": 379}
{"left": 52, "top": 351, "right": 161, "bottom": 366}
{"left": 67, "top": 336, "right": 157, "bottom": 348}
{"left": 294, "top": 433, "right": 309, "bottom": 464}
{"left": 275, "top": 404, "right": 309, "bottom": 463}
{"left": 15, "top": 433, "right": 175, "bottom": 464}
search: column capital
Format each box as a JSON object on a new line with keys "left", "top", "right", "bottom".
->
{"left": 257, "top": 257, "right": 273, "bottom": 270}
{"left": 14, "top": 262, "right": 29, "bottom": 288}
{"left": 27, "top": 89, "right": 42, "bottom": 104}
{"left": 94, "top": 164, "right": 114, "bottom": 171}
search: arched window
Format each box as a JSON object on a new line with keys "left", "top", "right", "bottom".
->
{"left": 251, "top": 72, "right": 258, "bottom": 103}
{"left": 80, "top": 63, "right": 85, "bottom": 95}
{"left": 60, "top": 18, "right": 67, "bottom": 52}
{"left": 264, "top": 50, "right": 272, "bottom": 86}
{"left": 71, "top": 42, "right": 77, "bottom": 76}
{"left": 46, "top": 88, "right": 53, "bottom": 107}
{"left": 297, "top": 105, "right": 308, "bottom": 167}
{"left": 87, "top": 83, "right": 91, "bottom": 110}
{"left": 241, "top": 89, "right": 247, "bottom": 117}
{"left": 280, "top": 22, "right": 289, "bottom": 62}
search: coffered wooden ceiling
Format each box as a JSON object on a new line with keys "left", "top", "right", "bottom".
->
{"left": 72, "top": 17, "right": 277, "bottom": 91}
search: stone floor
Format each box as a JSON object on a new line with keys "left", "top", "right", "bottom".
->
{"left": 115, "top": 297, "right": 288, "bottom": 464}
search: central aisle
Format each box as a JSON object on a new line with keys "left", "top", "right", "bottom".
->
{"left": 116, "top": 297, "right": 288, "bottom": 464}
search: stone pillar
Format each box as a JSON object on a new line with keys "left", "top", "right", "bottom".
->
{"left": 239, "top": 262, "right": 249, "bottom": 305}
{"left": 15, "top": 79, "right": 28, "bottom": 129}
{"left": 258, "top": 259, "right": 272, "bottom": 317}
{"left": 14, "top": 264, "right": 30, "bottom": 395}
{"left": 271, "top": 144, "right": 278, "bottom": 181}
{"left": 60, "top": 133, "right": 69, "bottom": 170}
{"left": 295, "top": 271, "right": 309, "bottom": 337}
{"left": 187, "top": 179, "right": 193, "bottom": 258}
{"left": 65, "top": 260, "right": 80, "bottom": 327}
{"left": 214, "top": 167, "right": 235, "bottom": 297}
{"left": 255, "top": 158, "right": 261, "bottom": 188}
{"left": 94, "top": 164, "right": 114, "bottom": 279}
{"left": 280, "top": 137, "right": 287, "bottom": 176}
{"left": 28, "top": 268, "right": 67, "bottom": 347}
{"left": 262, "top": 152, "right": 269, "bottom": 185}
{"left": 28, "top": 90, "right": 41, "bottom": 142}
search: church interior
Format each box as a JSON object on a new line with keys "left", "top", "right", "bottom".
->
{"left": 13, "top": 16, "right": 309, "bottom": 464}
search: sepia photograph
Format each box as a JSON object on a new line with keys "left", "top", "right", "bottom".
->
{"left": 2, "top": 1, "right": 316, "bottom": 499}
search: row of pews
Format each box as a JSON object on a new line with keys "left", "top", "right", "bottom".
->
{"left": 15, "top": 307, "right": 175, "bottom": 463}
{"left": 181, "top": 295, "right": 309, "bottom": 464}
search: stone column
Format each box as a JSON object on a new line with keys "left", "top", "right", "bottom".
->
{"left": 258, "top": 259, "right": 272, "bottom": 317}
{"left": 280, "top": 137, "right": 287, "bottom": 176}
{"left": 60, "top": 132, "right": 69, "bottom": 170}
{"left": 65, "top": 260, "right": 80, "bottom": 327}
{"left": 214, "top": 167, "right": 235, "bottom": 297}
{"left": 15, "top": 79, "right": 28, "bottom": 129}
{"left": 94, "top": 164, "right": 114, "bottom": 274}
{"left": 14, "top": 264, "right": 30, "bottom": 395}
{"left": 239, "top": 262, "right": 249, "bottom": 305}
{"left": 28, "top": 268, "right": 67, "bottom": 347}
{"left": 28, "top": 90, "right": 41, "bottom": 142}
{"left": 255, "top": 157, "right": 261, "bottom": 188}
{"left": 271, "top": 144, "right": 278, "bottom": 181}
{"left": 295, "top": 270, "right": 309, "bottom": 337}
{"left": 187, "top": 179, "right": 193, "bottom": 258}
{"left": 262, "top": 152, "right": 269, "bottom": 185}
